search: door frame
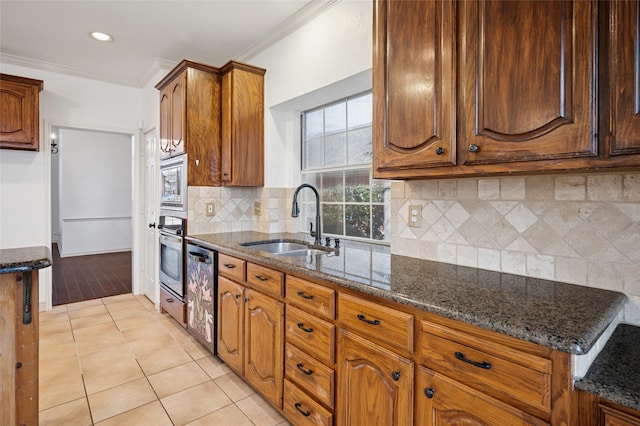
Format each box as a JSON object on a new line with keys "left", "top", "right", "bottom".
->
{"left": 43, "top": 121, "right": 139, "bottom": 309}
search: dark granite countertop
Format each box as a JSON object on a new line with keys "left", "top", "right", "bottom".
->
{"left": 188, "top": 231, "right": 627, "bottom": 355}
{"left": 575, "top": 324, "right": 640, "bottom": 411}
{"left": 0, "top": 246, "right": 52, "bottom": 274}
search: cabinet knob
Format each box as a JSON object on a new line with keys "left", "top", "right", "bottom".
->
{"left": 435, "top": 147, "right": 445, "bottom": 155}
{"left": 244, "top": 297, "right": 249, "bottom": 303}
{"left": 468, "top": 144, "right": 479, "bottom": 153}
{"left": 16, "top": 362, "right": 22, "bottom": 369}
{"left": 391, "top": 371, "right": 401, "bottom": 381}
{"left": 234, "top": 294, "right": 241, "bottom": 299}
{"left": 424, "top": 387, "right": 435, "bottom": 399}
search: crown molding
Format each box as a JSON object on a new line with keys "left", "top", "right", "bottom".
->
{"left": 0, "top": 52, "right": 141, "bottom": 87}
{"left": 234, "top": 0, "right": 340, "bottom": 62}
{"left": 139, "top": 57, "right": 179, "bottom": 87}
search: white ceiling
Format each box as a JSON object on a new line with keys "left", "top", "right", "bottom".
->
{"left": 0, "top": 0, "right": 333, "bottom": 87}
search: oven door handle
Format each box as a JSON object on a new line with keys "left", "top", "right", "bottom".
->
{"left": 159, "top": 234, "right": 183, "bottom": 245}
{"left": 188, "top": 251, "right": 212, "bottom": 264}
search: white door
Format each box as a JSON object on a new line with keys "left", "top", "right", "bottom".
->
{"left": 143, "top": 128, "right": 159, "bottom": 304}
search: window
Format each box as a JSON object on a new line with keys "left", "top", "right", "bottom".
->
{"left": 301, "top": 92, "right": 390, "bottom": 242}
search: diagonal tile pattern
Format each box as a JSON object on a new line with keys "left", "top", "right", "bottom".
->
{"left": 39, "top": 293, "right": 290, "bottom": 426}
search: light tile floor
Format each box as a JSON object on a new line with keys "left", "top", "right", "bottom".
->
{"left": 39, "top": 293, "right": 291, "bottom": 426}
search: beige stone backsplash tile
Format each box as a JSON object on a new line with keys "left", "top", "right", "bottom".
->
{"left": 525, "top": 175, "right": 555, "bottom": 200}
{"left": 555, "top": 257, "right": 588, "bottom": 286}
{"left": 525, "top": 254, "right": 555, "bottom": 280}
{"left": 555, "top": 175, "right": 586, "bottom": 201}
{"left": 612, "top": 224, "right": 640, "bottom": 262}
{"left": 438, "top": 179, "right": 457, "bottom": 199}
{"left": 500, "top": 177, "right": 525, "bottom": 200}
{"left": 587, "top": 174, "right": 623, "bottom": 201}
{"left": 624, "top": 174, "right": 640, "bottom": 201}
{"left": 478, "top": 178, "right": 500, "bottom": 200}
{"left": 587, "top": 261, "right": 625, "bottom": 292}
{"left": 624, "top": 295, "right": 640, "bottom": 324}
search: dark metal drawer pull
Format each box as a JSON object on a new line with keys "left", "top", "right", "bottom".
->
{"left": 296, "top": 363, "right": 313, "bottom": 376}
{"left": 223, "top": 263, "right": 236, "bottom": 269}
{"left": 357, "top": 314, "right": 380, "bottom": 325}
{"left": 254, "top": 275, "right": 269, "bottom": 282}
{"left": 166, "top": 298, "right": 174, "bottom": 303}
{"left": 297, "top": 323, "right": 314, "bottom": 333}
{"left": 454, "top": 351, "right": 491, "bottom": 370}
{"left": 296, "top": 291, "right": 314, "bottom": 300}
{"left": 294, "top": 403, "right": 311, "bottom": 417}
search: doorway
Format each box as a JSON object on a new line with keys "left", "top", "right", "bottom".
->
{"left": 51, "top": 126, "right": 134, "bottom": 305}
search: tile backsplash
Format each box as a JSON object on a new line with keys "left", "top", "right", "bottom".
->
{"left": 187, "top": 172, "right": 640, "bottom": 326}
{"left": 187, "top": 186, "right": 297, "bottom": 236}
{"left": 391, "top": 173, "right": 640, "bottom": 325}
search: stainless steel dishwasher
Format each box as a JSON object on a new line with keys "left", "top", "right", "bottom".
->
{"left": 186, "top": 243, "right": 217, "bottom": 353}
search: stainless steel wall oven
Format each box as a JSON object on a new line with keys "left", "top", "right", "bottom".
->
{"left": 158, "top": 215, "right": 186, "bottom": 300}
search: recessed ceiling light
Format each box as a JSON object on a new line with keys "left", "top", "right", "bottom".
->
{"left": 89, "top": 32, "right": 113, "bottom": 42}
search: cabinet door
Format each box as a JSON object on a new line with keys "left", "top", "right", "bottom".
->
{"left": 186, "top": 250, "right": 214, "bottom": 353}
{"left": 605, "top": 0, "right": 640, "bottom": 156}
{"left": 221, "top": 64, "right": 265, "bottom": 187}
{"left": 415, "top": 366, "right": 548, "bottom": 426}
{"left": 170, "top": 71, "right": 186, "bottom": 157}
{"left": 336, "top": 329, "right": 413, "bottom": 426}
{"left": 0, "top": 77, "right": 41, "bottom": 151}
{"left": 158, "top": 85, "right": 171, "bottom": 159}
{"left": 373, "top": 0, "right": 456, "bottom": 178}
{"left": 244, "top": 288, "right": 284, "bottom": 408}
{"left": 459, "top": 0, "right": 596, "bottom": 165}
{"left": 217, "top": 276, "right": 244, "bottom": 374}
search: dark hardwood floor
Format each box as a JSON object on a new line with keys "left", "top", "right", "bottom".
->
{"left": 52, "top": 243, "right": 132, "bottom": 305}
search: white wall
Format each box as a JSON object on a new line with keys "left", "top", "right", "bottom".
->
{"left": 246, "top": 0, "right": 373, "bottom": 188}
{"left": 57, "top": 128, "right": 133, "bottom": 256}
{"left": 0, "top": 62, "right": 143, "bottom": 307}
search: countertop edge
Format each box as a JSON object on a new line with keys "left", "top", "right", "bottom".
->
{"left": 187, "top": 234, "right": 626, "bottom": 355}
{"left": 0, "top": 246, "right": 52, "bottom": 275}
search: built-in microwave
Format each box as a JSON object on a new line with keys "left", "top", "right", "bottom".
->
{"left": 160, "top": 155, "right": 188, "bottom": 217}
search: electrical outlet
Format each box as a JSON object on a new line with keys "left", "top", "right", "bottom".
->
{"left": 408, "top": 204, "right": 421, "bottom": 228}
{"left": 205, "top": 202, "right": 215, "bottom": 217}
{"left": 253, "top": 201, "right": 262, "bottom": 216}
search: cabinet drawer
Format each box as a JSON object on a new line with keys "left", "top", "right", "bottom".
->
{"left": 600, "top": 404, "right": 640, "bottom": 426}
{"left": 286, "top": 305, "right": 335, "bottom": 365}
{"left": 160, "top": 287, "right": 185, "bottom": 326}
{"left": 218, "top": 253, "right": 246, "bottom": 282}
{"left": 247, "top": 263, "right": 284, "bottom": 297}
{"left": 285, "top": 343, "right": 334, "bottom": 409}
{"left": 419, "top": 320, "right": 552, "bottom": 416}
{"left": 284, "top": 379, "right": 333, "bottom": 426}
{"left": 286, "top": 275, "right": 336, "bottom": 320}
{"left": 337, "top": 293, "right": 414, "bottom": 354}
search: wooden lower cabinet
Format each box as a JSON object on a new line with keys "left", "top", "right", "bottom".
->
{"left": 217, "top": 276, "right": 244, "bottom": 374}
{"left": 216, "top": 259, "right": 285, "bottom": 409}
{"left": 416, "top": 366, "right": 548, "bottom": 426}
{"left": 244, "top": 288, "right": 284, "bottom": 408}
{"left": 336, "top": 329, "right": 414, "bottom": 426}
{"left": 601, "top": 405, "right": 640, "bottom": 426}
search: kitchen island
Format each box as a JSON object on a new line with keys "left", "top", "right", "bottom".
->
{"left": 0, "top": 246, "right": 52, "bottom": 426}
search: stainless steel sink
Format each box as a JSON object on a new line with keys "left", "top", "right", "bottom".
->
{"left": 240, "top": 239, "right": 332, "bottom": 256}
{"left": 277, "top": 248, "right": 329, "bottom": 257}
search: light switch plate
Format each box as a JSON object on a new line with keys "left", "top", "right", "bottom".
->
{"left": 205, "top": 202, "right": 215, "bottom": 217}
{"left": 408, "top": 204, "right": 421, "bottom": 228}
{"left": 254, "top": 201, "right": 262, "bottom": 216}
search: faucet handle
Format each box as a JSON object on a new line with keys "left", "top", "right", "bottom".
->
{"left": 334, "top": 238, "right": 340, "bottom": 248}
{"left": 309, "top": 222, "right": 316, "bottom": 238}
{"left": 325, "top": 237, "right": 332, "bottom": 247}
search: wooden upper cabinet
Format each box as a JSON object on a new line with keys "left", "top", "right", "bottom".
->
{"left": 602, "top": 0, "right": 640, "bottom": 157}
{"left": 170, "top": 72, "right": 186, "bottom": 158}
{"left": 373, "top": 0, "right": 456, "bottom": 177}
{"left": 0, "top": 74, "right": 43, "bottom": 151}
{"left": 220, "top": 61, "right": 266, "bottom": 187}
{"left": 459, "top": 0, "right": 596, "bottom": 165}
{"left": 156, "top": 60, "right": 222, "bottom": 186}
